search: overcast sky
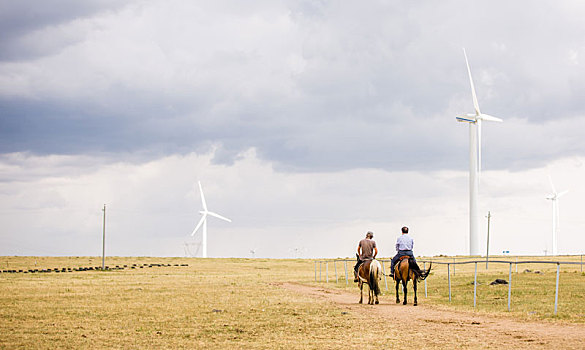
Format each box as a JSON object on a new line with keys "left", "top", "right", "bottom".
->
{"left": 1, "top": 1, "right": 585, "bottom": 258}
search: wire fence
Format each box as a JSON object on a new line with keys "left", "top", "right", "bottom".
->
{"left": 313, "top": 255, "right": 585, "bottom": 315}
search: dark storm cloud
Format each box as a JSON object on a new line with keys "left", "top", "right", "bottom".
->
{"left": 0, "top": 0, "right": 127, "bottom": 61}
{"left": 1, "top": 1, "right": 585, "bottom": 172}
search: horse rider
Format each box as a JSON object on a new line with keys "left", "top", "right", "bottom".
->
{"left": 390, "top": 226, "right": 419, "bottom": 278}
{"left": 354, "top": 231, "right": 378, "bottom": 282}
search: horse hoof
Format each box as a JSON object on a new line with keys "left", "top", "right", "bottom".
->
{"left": 396, "top": 300, "right": 400, "bottom": 304}
{"left": 413, "top": 303, "right": 418, "bottom": 306}
{"left": 375, "top": 301, "right": 379, "bottom": 305}
{"left": 403, "top": 302, "right": 407, "bottom": 305}
{"left": 359, "top": 301, "right": 362, "bottom": 304}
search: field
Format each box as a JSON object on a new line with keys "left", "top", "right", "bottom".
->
{"left": 318, "top": 255, "right": 585, "bottom": 321}
{"left": 1, "top": 256, "right": 584, "bottom": 349}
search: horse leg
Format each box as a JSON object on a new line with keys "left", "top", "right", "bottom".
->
{"left": 395, "top": 279, "right": 400, "bottom": 303}
{"left": 402, "top": 280, "right": 408, "bottom": 305}
{"left": 413, "top": 278, "right": 418, "bottom": 306}
{"left": 368, "top": 285, "right": 373, "bottom": 305}
{"left": 359, "top": 281, "right": 363, "bottom": 304}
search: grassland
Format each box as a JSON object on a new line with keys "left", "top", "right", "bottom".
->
{"left": 1, "top": 256, "right": 584, "bottom": 349}
{"left": 319, "top": 255, "right": 585, "bottom": 322}
{"left": 1, "top": 257, "right": 386, "bottom": 349}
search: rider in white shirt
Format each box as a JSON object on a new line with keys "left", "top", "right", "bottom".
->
{"left": 390, "top": 226, "right": 418, "bottom": 277}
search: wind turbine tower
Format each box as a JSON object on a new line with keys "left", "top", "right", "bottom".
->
{"left": 546, "top": 175, "right": 568, "bottom": 256}
{"left": 191, "top": 181, "right": 232, "bottom": 258}
{"left": 456, "top": 49, "right": 503, "bottom": 256}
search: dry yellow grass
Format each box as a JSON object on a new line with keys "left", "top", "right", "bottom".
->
{"left": 320, "top": 255, "right": 585, "bottom": 322}
{"left": 422, "top": 256, "right": 585, "bottom": 321}
{"left": 1, "top": 256, "right": 584, "bottom": 349}
{"left": 0, "top": 257, "right": 397, "bottom": 349}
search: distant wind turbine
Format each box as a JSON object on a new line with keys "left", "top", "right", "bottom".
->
{"left": 183, "top": 242, "right": 200, "bottom": 258}
{"left": 456, "top": 48, "right": 503, "bottom": 256}
{"left": 191, "top": 181, "right": 231, "bottom": 258}
{"left": 546, "top": 175, "right": 568, "bottom": 256}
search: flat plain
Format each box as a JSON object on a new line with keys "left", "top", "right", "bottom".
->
{"left": 1, "top": 256, "right": 584, "bottom": 349}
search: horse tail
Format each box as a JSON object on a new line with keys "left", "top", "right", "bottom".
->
{"left": 422, "top": 262, "right": 432, "bottom": 280}
{"left": 409, "top": 260, "right": 432, "bottom": 281}
{"left": 415, "top": 262, "right": 432, "bottom": 281}
{"left": 369, "top": 260, "right": 382, "bottom": 296}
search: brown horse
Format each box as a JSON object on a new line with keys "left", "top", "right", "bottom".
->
{"left": 394, "top": 257, "right": 431, "bottom": 306}
{"left": 357, "top": 259, "right": 382, "bottom": 305}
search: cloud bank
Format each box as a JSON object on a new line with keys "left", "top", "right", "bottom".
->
{"left": 1, "top": 1, "right": 585, "bottom": 257}
{"left": 1, "top": 1, "right": 585, "bottom": 172}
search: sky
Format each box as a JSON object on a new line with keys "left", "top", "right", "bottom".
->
{"left": 1, "top": 0, "right": 585, "bottom": 258}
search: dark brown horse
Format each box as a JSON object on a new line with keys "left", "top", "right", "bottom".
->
{"left": 357, "top": 259, "right": 382, "bottom": 305}
{"left": 394, "top": 257, "right": 431, "bottom": 306}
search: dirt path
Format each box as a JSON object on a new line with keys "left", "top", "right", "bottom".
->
{"left": 279, "top": 282, "right": 585, "bottom": 349}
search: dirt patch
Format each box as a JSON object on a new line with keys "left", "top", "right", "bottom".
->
{"left": 279, "top": 282, "right": 585, "bottom": 349}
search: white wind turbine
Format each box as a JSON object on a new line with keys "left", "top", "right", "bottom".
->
{"left": 456, "top": 48, "right": 503, "bottom": 256}
{"left": 183, "top": 241, "right": 201, "bottom": 258}
{"left": 191, "top": 181, "right": 231, "bottom": 258}
{"left": 546, "top": 175, "right": 568, "bottom": 256}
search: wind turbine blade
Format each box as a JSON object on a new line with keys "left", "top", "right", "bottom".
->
{"left": 456, "top": 116, "right": 476, "bottom": 123}
{"left": 207, "top": 211, "right": 232, "bottom": 222}
{"left": 191, "top": 215, "right": 207, "bottom": 236}
{"left": 463, "top": 48, "right": 481, "bottom": 116}
{"left": 479, "top": 114, "right": 503, "bottom": 122}
{"left": 548, "top": 174, "right": 557, "bottom": 194}
{"left": 198, "top": 181, "right": 208, "bottom": 211}
{"left": 557, "top": 190, "right": 569, "bottom": 198}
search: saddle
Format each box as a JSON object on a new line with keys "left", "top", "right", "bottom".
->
{"left": 355, "top": 254, "right": 374, "bottom": 269}
{"left": 397, "top": 256, "right": 421, "bottom": 272}
{"left": 357, "top": 259, "right": 374, "bottom": 279}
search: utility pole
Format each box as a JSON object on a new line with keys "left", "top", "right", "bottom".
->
{"left": 102, "top": 204, "right": 106, "bottom": 270}
{"left": 485, "top": 211, "right": 491, "bottom": 269}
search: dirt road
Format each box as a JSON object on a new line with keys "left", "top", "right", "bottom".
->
{"left": 280, "top": 282, "right": 585, "bottom": 349}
